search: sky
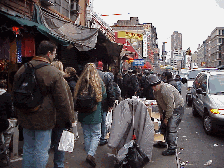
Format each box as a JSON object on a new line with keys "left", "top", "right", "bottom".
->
{"left": 92, "top": 0, "right": 224, "bottom": 56}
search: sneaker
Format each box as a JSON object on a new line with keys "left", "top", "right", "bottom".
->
{"left": 153, "top": 142, "right": 167, "bottom": 148}
{"left": 162, "top": 149, "right": 176, "bottom": 156}
{"left": 86, "top": 155, "right": 96, "bottom": 167}
{"left": 99, "top": 140, "right": 108, "bottom": 146}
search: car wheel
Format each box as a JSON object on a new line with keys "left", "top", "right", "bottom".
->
{"left": 203, "top": 113, "right": 214, "bottom": 135}
{"left": 192, "top": 103, "right": 199, "bottom": 117}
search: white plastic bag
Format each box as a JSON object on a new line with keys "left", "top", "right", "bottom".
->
{"left": 116, "top": 140, "right": 135, "bottom": 162}
{"left": 58, "top": 130, "right": 74, "bottom": 152}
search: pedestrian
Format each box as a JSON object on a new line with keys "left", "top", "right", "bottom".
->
{"left": 174, "top": 74, "right": 182, "bottom": 94}
{"left": 163, "top": 71, "right": 179, "bottom": 90}
{"left": 115, "top": 73, "right": 123, "bottom": 99}
{"left": 0, "top": 79, "right": 14, "bottom": 166}
{"left": 13, "top": 40, "right": 74, "bottom": 168}
{"left": 143, "top": 73, "right": 155, "bottom": 100}
{"left": 64, "top": 67, "right": 79, "bottom": 141}
{"left": 147, "top": 75, "right": 184, "bottom": 156}
{"left": 95, "top": 62, "right": 115, "bottom": 147}
{"left": 74, "top": 63, "right": 107, "bottom": 167}
{"left": 127, "top": 70, "right": 139, "bottom": 98}
{"left": 64, "top": 67, "right": 79, "bottom": 96}
{"left": 51, "top": 60, "right": 75, "bottom": 168}
{"left": 122, "top": 70, "right": 131, "bottom": 99}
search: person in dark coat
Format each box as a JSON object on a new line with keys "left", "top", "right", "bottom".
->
{"left": 122, "top": 70, "right": 132, "bottom": 99}
{"left": 64, "top": 67, "right": 79, "bottom": 96}
{"left": 127, "top": 70, "right": 139, "bottom": 98}
{"left": 0, "top": 79, "right": 14, "bottom": 166}
{"left": 163, "top": 71, "right": 178, "bottom": 90}
{"left": 95, "top": 62, "right": 115, "bottom": 146}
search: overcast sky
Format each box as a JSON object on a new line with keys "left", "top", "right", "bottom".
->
{"left": 92, "top": 0, "right": 224, "bottom": 55}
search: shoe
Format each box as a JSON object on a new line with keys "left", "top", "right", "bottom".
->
{"left": 86, "top": 155, "right": 96, "bottom": 167}
{"left": 153, "top": 142, "right": 167, "bottom": 148}
{"left": 162, "top": 149, "right": 176, "bottom": 156}
{"left": 99, "top": 140, "right": 108, "bottom": 146}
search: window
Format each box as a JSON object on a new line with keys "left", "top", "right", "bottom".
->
{"left": 201, "top": 75, "right": 207, "bottom": 92}
{"left": 219, "top": 38, "right": 222, "bottom": 43}
{"left": 53, "top": 0, "right": 70, "bottom": 18}
{"left": 222, "top": 30, "right": 224, "bottom": 35}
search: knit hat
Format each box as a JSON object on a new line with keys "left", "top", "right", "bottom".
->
{"left": 147, "top": 75, "right": 161, "bottom": 86}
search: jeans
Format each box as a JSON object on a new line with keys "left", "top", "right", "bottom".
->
{"left": 164, "top": 106, "right": 184, "bottom": 150}
{"left": 51, "top": 128, "right": 65, "bottom": 168}
{"left": 22, "top": 128, "right": 52, "bottom": 168}
{"left": 100, "top": 111, "right": 107, "bottom": 143}
{"left": 81, "top": 123, "right": 101, "bottom": 156}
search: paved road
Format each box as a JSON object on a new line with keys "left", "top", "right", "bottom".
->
{"left": 177, "top": 88, "right": 224, "bottom": 168}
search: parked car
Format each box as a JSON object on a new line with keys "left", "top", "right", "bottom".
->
{"left": 186, "top": 68, "right": 218, "bottom": 106}
{"left": 186, "top": 69, "right": 202, "bottom": 106}
{"left": 191, "top": 70, "right": 224, "bottom": 135}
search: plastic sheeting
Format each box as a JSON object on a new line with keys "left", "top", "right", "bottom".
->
{"left": 108, "top": 99, "right": 154, "bottom": 160}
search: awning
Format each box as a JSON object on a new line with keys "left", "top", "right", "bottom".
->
{"left": 0, "top": 11, "right": 70, "bottom": 46}
{"left": 0, "top": 4, "right": 98, "bottom": 51}
{"left": 34, "top": 5, "right": 98, "bottom": 51}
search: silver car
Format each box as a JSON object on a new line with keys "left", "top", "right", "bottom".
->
{"left": 192, "top": 70, "right": 224, "bottom": 135}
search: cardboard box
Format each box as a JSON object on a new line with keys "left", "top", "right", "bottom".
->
{"left": 154, "top": 133, "right": 165, "bottom": 142}
{"left": 154, "top": 121, "right": 159, "bottom": 131}
{"left": 151, "top": 112, "right": 160, "bottom": 119}
{"left": 148, "top": 107, "right": 152, "bottom": 117}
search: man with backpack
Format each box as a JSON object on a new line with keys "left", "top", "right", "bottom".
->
{"left": 13, "top": 41, "right": 74, "bottom": 168}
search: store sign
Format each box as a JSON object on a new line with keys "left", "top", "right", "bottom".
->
{"left": 118, "top": 31, "right": 143, "bottom": 40}
{"left": 132, "top": 59, "right": 144, "bottom": 66}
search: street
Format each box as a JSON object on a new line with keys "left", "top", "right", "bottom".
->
{"left": 7, "top": 84, "right": 224, "bottom": 168}
{"left": 177, "top": 85, "right": 224, "bottom": 168}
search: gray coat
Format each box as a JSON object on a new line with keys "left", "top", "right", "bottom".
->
{"left": 108, "top": 99, "right": 154, "bottom": 160}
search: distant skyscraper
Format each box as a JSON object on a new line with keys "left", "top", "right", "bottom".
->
{"left": 171, "top": 31, "right": 182, "bottom": 58}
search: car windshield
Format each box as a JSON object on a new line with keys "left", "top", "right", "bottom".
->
{"left": 188, "top": 70, "right": 202, "bottom": 79}
{"left": 209, "top": 75, "right": 224, "bottom": 94}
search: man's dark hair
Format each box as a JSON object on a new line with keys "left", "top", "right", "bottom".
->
{"left": 37, "top": 41, "right": 57, "bottom": 56}
{"left": 164, "top": 71, "right": 173, "bottom": 80}
{"left": 132, "top": 70, "right": 137, "bottom": 74}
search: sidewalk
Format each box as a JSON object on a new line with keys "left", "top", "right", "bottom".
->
{"left": 8, "top": 123, "right": 177, "bottom": 168}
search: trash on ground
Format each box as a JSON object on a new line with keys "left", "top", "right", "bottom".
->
{"left": 204, "top": 160, "right": 212, "bottom": 166}
{"left": 213, "top": 144, "right": 218, "bottom": 147}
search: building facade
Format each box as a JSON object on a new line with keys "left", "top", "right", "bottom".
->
{"left": 171, "top": 31, "right": 182, "bottom": 58}
{"left": 111, "top": 17, "right": 159, "bottom": 71}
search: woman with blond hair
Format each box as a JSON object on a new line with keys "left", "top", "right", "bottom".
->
{"left": 51, "top": 60, "right": 75, "bottom": 168}
{"left": 74, "top": 63, "right": 107, "bottom": 167}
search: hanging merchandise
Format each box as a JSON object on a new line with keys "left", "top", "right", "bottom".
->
{"left": 16, "top": 38, "right": 22, "bottom": 63}
{"left": 12, "top": 27, "right": 20, "bottom": 35}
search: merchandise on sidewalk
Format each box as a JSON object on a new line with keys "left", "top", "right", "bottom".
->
{"left": 108, "top": 99, "right": 153, "bottom": 168}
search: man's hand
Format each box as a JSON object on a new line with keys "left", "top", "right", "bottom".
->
{"left": 163, "top": 118, "right": 168, "bottom": 125}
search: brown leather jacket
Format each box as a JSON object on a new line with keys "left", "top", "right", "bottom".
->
{"left": 13, "top": 56, "right": 74, "bottom": 130}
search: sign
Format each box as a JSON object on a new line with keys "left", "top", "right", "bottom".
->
{"left": 132, "top": 59, "right": 144, "bottom": 66}
{"left": 118, "top": 31, "right": 143, "bottom": 40}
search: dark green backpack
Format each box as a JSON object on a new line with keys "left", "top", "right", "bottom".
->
{"left": 13, "top": 62, "right": 50, "bottom": 112}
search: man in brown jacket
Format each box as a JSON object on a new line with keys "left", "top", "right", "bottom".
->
{"left": 147, "top": 74, "right": 184, "bottom": 156}
{"left": 13, "top": 41, "right": 74, "bottom": 168}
